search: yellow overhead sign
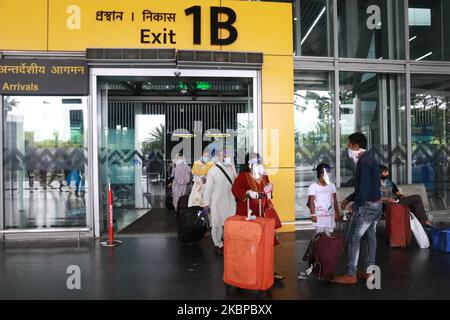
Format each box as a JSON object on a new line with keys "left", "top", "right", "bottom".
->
{"left": 0, "top": 0, "right": 292, "bottom": 55}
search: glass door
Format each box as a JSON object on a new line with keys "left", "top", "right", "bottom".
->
{"left": 135, "top": 114, "right": 165, "bottom": 209}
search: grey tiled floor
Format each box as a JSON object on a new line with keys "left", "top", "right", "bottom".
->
{"left": 1, "top": 228, "right": 449, "bottom": 300}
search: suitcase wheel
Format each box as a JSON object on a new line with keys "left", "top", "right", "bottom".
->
{"left": 257, "top": 290, "right": 271, "bottom": 298}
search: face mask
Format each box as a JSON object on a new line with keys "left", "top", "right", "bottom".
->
{"left": 381, "top": 175, "right": 389, "bottom": 180}
{"left": 224, "top": 157, "right": 232, "bottom": 165}
{"left": 348, "top": 148, "right": 365, "bottom": 164}
{"left": 251, "top": 164, "right": 261, "bottom": 179}
{"left": 323, "top": 169, "right": 331, "bottom": 185}
{"left": 202, "top": 156, "right": 210, "bottom": 163}
{"left": 257, "top": 164, "right": 266, "bottom": 175}
{"left": 176, "top": 159, "right": 183, "bottom": 166}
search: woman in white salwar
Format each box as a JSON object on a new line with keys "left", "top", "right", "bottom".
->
{"left": 171, "top": 155, "right": 191, "bottom": 211}
{"left": 203, "top": 150, "right": 237, "bottom": 255}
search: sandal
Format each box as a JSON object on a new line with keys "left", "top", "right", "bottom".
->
{"left": 274, "top": 272, "right": 284, "bottom": 280}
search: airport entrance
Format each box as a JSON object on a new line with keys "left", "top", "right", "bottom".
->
{"left": 94, "top": 69, "right": 259, "bottom": 236}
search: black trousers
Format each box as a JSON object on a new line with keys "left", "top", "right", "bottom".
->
{"left": 398, "top": 195, "right": 428, "bottom": 223}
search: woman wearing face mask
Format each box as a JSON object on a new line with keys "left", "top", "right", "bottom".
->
{"left": 188, "top": 151, "right": 214, "bottom": 207}
{"left": 171, "top": 155, "right": 191, "bottom": 211}
{"left": 231, "top": 152, "right": 284, "bottom": 280}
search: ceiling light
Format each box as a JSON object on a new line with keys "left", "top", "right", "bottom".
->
{"left": 415, "top": 52, "right": 432, "bottom": 61}
{"left": 301, "top": 7, "right": 326, "bottom": 45}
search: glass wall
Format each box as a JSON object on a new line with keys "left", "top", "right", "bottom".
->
{"left": 2, "top": 96, "right": 88, "bottom": 228}
{"left": 411, "top": 74, "right": 450, "bottom": 206}
{"left": 294, "top": 71, "right": 335, "bottom": 218}
{"left": 339, "top": 72, "right": 407, "bottom": 187}
{"left": 293, "top": 0, "right": 333, "bottom": 56}
{"left": 338, "top": 0, "right": 405, "bottom": 59}
{"left": 409, "top": 0, "right": 450, "bottom": 61}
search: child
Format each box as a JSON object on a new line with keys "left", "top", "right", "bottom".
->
{"left": 308, "top": 163, "right": 340, "bottom": 234}
{"left": 298, "top": 163, "right": 340, "bottom": 280}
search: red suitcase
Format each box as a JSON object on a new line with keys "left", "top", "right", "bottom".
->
{"left": 302, "top": 232, "right": 345, "bottom": 281}
{"left": 223, "top": 198, "right": 275, "bottom": 293}
{"left": 386, "top": 203, "right": 412, "bottom": 248}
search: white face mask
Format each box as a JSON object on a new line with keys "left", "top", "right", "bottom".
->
{"left": 202, "top": 156, "right": 209, "bottom": 163}
{"left": 224, "top": 157, "right": 232, "bottom": 165}
{"left": 251, "top": 164, "right": 260, "bottom": 179}
{"left": 251, "top": 163, "right": 265, "bottom": 179}
{"left": 176, "top": 159, "right": 183, "bottom": 166}
{"left": 348, "top": 148, "right": 365, "bottom": 164}
{"left": 257, "top": 164, "right": 265, "bottom": 175}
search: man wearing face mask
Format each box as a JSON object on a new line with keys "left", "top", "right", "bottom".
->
{"left": 203, "top": 150, "right": 237, "bottom": 255}
{"left": 379, "top": 165, "right": 432, "bottom": 226}
{"left": 335, "top": 132, "right": 382, "bottom": 285}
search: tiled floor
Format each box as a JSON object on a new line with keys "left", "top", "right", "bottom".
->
{"left": 1, "top": 226, "right": 449, "bottom": 300}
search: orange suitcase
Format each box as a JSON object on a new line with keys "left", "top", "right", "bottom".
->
{"left": 223, "top": 198, "right": 275, "bottom": 293}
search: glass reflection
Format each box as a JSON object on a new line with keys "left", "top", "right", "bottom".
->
{"left": 3, "top": 96, "right": 88, "bottom": 228}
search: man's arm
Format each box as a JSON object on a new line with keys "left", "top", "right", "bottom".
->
{"left": 392, "top": 182, "right": 404, "bottom": 199}
{"left": 341, "top": 192, "right": 355, "bottom": 209}
{"left": 333, "top": 193, "right": 340, "bottom": 222}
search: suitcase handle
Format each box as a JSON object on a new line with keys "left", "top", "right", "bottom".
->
{"left": 246, "top": 195, "right": 264, "bottom": 221}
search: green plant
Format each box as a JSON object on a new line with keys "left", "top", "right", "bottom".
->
{"left": 144, "top": 124, "right": 165, "bottom": 152}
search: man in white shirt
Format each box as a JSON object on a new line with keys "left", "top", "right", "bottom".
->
{"left": 203, "top": 150, "right": 237, "bottom": 255}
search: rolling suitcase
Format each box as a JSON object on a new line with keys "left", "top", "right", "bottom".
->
{"left": 176, "top": 206, "right": 208, "bottom": 244}
{"left": 302, "top": 232, "right": 345, "bottom": 281}
{"left": 431, "top": 229, "right": 450, "bottom": 253}
{"left": 177, "top": 194, "right": 190, "bottom": 214}
{"left": 223, "top": 198, "right": 275, "bottom": 294}
{"left": 386, "top": 203, "right": 412, "bottom": 248}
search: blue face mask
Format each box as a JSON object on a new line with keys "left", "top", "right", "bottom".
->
{"left": 202, "top": 156, "right": 210, "bottom": 163}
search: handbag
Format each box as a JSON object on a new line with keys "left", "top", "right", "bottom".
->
{"left": 410, "top": 213, "right": 430, "bottom": 249}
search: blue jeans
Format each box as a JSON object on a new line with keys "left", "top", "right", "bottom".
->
{"left": 346, "top": 201, "right": 382, "bottom": 277}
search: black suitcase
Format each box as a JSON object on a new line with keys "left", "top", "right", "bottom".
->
{"left": 177, "top": 194, "right": 190, "bottom": 214}
{"left": 176, "top": 206, "right": 208, "bottom": 244}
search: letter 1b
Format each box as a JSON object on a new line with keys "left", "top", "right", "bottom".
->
{"left": 210, "top": 7, "right": 238, "bottom": 45}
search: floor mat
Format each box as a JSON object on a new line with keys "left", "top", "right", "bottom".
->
{"left": 117, "top": 208, "right": 177, "bottom": 234}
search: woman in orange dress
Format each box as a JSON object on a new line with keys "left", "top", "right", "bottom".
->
{"left": 231, "top": 152, "right": 284, "bottom": 281}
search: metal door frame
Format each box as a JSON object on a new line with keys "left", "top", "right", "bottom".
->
{"left": 89, "top": 68, "right": 260, "bottom": 238}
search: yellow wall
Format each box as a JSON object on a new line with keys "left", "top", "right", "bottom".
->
{"left": 0, "top": 1, "right": 47, "bottom": 50}
{"left": 0, "top": 0, "right": 295, "bottom": 231}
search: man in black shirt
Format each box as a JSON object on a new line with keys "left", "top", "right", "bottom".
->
{"left": 335, "top": 132, "right": 382, "bottom": 285}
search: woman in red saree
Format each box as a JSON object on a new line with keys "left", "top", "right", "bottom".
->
{"left": 231, "top": 152, "right": 284, "bottom": 281}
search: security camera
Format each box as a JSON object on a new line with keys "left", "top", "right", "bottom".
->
{"left": 174, "top": 71, "right": 181, "bottom": 77}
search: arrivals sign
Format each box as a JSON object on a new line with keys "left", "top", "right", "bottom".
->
{"left": 0, "top": 59, "right": 89, "bottom": 95}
